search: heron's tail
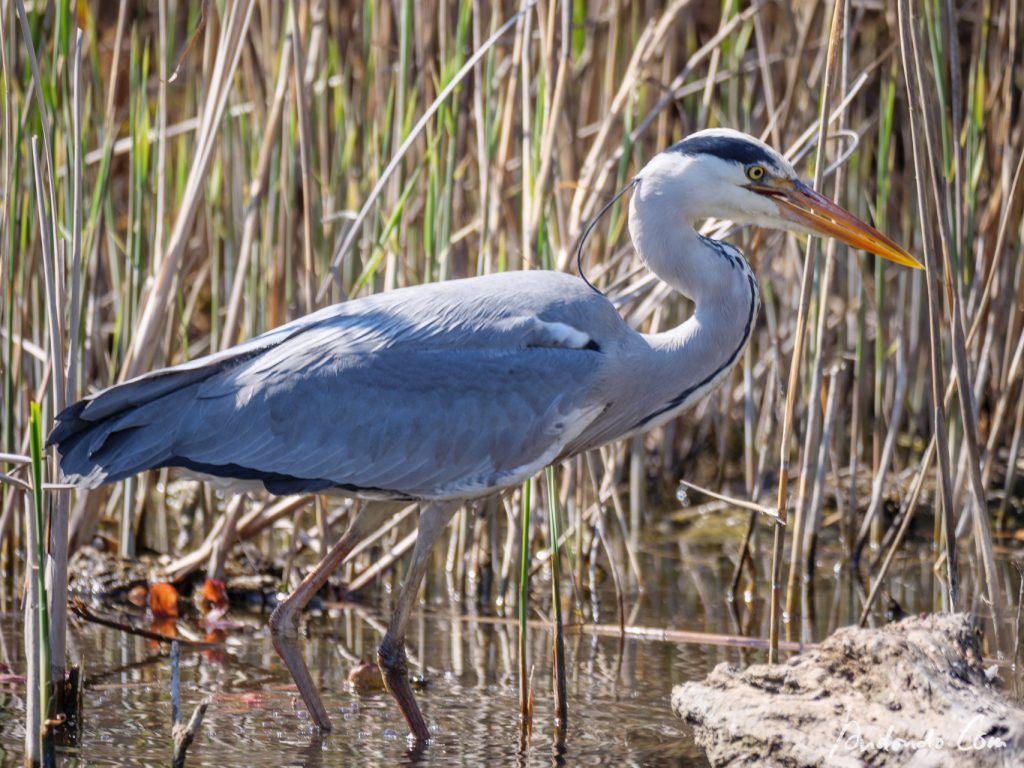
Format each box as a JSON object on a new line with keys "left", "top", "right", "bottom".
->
{"left": 48, "top": 362, "right": 227, "bottom": 488}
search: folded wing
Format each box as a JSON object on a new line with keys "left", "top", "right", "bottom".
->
{"left": 49, "top": 273, "right": 619, "bottom": 498}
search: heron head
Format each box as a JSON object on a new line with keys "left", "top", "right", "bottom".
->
{"left": 637, "top": 128, "right": 922, "bottom": 269}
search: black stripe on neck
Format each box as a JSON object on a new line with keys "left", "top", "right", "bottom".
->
{"left": 632, "top": 272, "right": 759, "bottom": 429}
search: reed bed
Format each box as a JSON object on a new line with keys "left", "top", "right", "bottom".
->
{"left": 1, "top": 0, "right": 1022, "bottom": 760}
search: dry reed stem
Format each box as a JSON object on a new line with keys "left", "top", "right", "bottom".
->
{"left": 221, "top": 37, "right": 292, "bottom": 349}
{"left": 801, "top": 364, "right": 843, "bottom": 599}
{"left": 785, "top": 0, "right": 853, "bottom": 626}
{"left": 905, "top": 0, "right": 1004, "bottom": 649}
{"left": 321, "top": 3, "right": 533, "bottom": 297}
{"left": 124, "top": 0, "right": 257, "bottom": 378}
{"left": 896, "top": 0, "right": 960, "bottom": 612}
{"left": 769, "top": 0, "right": 844, "bottom": 664}
{"left": 289, "top": 0, "right": 316, "bottom": 315}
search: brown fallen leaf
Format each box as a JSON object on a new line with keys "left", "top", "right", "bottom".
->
{"left": 149, "top": 582, "right": 180, "bottom": 619}
{"left": 201, "top": 578, "right": 229, "bottom": 611}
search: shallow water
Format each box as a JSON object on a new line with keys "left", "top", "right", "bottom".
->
{"left": 0, "top": 605, "right": 708, "bottom": 766}
{"left": 0, "top": 519, "right": 1008, "bottom": 767}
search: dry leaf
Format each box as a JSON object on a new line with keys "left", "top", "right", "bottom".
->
{"left": 149, "top": 582, "right": 180, "bottom": 619}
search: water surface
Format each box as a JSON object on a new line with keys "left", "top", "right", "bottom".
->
{"left": 0, "top": 521, "right": 999, "bottom": 766}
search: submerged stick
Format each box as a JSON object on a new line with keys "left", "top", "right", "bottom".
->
{"left": 171, "top": 641, "right": 209, "bottom": 768}
{"left": 545, "top": 466, "right": 568, "bottom": 736}
{"left": 70, "top": 601, "right": 219, "bottom": 648}
{"left": 170, "top": 641, "right": 181, "bottom": 728}
{"left": 518, "top": 479, "right": 532, "bottom": 735}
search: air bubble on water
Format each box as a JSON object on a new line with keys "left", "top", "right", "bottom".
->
{"left": 676, "top": 484, "right": 690, "bottom": 506}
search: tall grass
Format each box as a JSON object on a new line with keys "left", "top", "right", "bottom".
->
{"left": 27, "top": 401, "right": 51, "bottom": 764}
{"left": 0, "top": 0, "right": 1022, "bottom": 742}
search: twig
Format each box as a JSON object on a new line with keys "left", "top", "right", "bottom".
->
{"left": 171, "top": 643, "right": 208, "bottom": 768}
{"left": 441, "top": 610, "right": 814, "bottom": 653}
{"left": 518, "top": 479, "right": 532, "bottom": 733}
{"left": 346, "top": 528, "right": 418, "bottom": 593}
{"left": 170, "top": 641, "right": 181, "bottom": 727}
{"left": 289, "top": 0, "right": 316, "bottom": 314}
{"left": 164, "top": 495, "right": 312, "bottom": 582}
{"left": 851, "top": 351, "right": 908, "bottom": 564}
{"left": 677, "top": 479, "right": 784, "bottom": 524}
{"left": 0, "top": 471, "right": 30, "bottom": 491}
{"left": 169, "top": 642, "right": 212, "bottom": 768}
{"left": 220, "top": 36, "right": 292, "bottom": 349}
{"left": 172, "top": 701, "right": 208, "bottom": 768}
{"left": 69, "top": 601, "right": 220, "bottom": 648}
{"left": 207, "top": 495, "right": 243, "bottom": 583}
{"left": 545, "top": 466, "right": 568, "bottom": 735}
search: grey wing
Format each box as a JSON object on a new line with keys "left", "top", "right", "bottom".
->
{"left": 50, "top": 272, "right": 621, "bottom": 498}
{"left": 174, "top": 344, "right": 606, "bottom": 498}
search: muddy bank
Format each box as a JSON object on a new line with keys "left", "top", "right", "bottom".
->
{"left": 674, "top": 613, "right": 1024, "bottom": 767}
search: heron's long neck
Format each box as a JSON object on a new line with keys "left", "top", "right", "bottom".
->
{"left": 625, "top": 183, "right": 760, "bottom": 427}
{"left": 628, "top": 177, "right": 750, "bottom": 304}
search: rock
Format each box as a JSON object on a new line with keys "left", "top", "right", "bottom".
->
{"left": 346, "top": 660, "right": 387, "bottom": 693}
{"left": 673, "top": 613, "right": 1024, "bottom": 767}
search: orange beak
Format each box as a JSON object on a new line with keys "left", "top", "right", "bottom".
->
{"left": 756, "top": 179, "right": 923, "bottom": 269}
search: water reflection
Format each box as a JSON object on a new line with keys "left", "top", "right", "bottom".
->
{"left": 0, "top": 604, "right": 704, "bottom": 766}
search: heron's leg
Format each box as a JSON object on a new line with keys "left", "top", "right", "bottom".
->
{"left": 378, "top": 502, "right": 456, "bottom": 743}
{"left": 269, "top": 502, "right": 392, "bottom": 731}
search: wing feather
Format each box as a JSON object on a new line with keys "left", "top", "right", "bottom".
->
{"left": 51, "top": 271, "right": 627, "bottom": 497}
{"left": 168, "top": 346, "right": 601, "bottom": 497}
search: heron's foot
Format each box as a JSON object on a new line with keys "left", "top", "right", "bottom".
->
{"left": 270, "top": 600, "right": 333, "bottom": 731}
{"left": 378, "top": 637, "right": 430, "bottom": 743}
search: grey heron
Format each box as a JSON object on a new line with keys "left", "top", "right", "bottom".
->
{"left": 48, "top": 129, "right": 920, "bottom": 742}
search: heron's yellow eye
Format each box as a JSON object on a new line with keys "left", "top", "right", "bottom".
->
{"left": 747, "top": 165, "right": 766, "bottom": 182}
